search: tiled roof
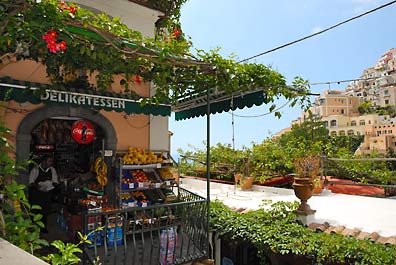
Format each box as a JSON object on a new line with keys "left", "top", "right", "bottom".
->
{"left": 229, "top": 207, "right": 396, "bottom": 246}
{"left": 308, "top": 222, "right": 396, "bottom": 245}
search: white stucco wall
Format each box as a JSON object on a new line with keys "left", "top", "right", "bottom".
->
{"left": 72, "top": 0, "right": 163, "bottom": 38}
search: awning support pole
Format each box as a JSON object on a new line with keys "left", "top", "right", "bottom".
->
{"left": 206, "top": 87, "right": 211, "bottom": 257}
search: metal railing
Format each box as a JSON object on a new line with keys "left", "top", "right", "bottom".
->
{"left": 82, "top": 188, "right": 208, "bottom": 265}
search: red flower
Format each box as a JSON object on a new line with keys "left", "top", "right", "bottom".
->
{"left": 134, "top": 75, "right": 143, "bottom": 84}
{"left": 47, "top": 42, "right": 60, "bottom": 53}
{"left": 42, "top": 31, "right": 57, "bottom": 43}
{"left": 42, "top": 30, "right": 67, "bottom": 53}
{"left": 58, "top": 41, "right": 67, "bottom": 51}
{"left": 69, "top": 6, "right": 77, "bottom": 14}
{"left": 172, "top": 29, "right": 181, "bottom": 37}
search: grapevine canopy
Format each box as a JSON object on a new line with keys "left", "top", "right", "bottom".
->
{"left": 0, "top": 0, "right": 311, "bottom": 116}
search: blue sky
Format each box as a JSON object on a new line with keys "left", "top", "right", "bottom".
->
{"left": 169, "top": 0, "right": 396, "bottom": 155}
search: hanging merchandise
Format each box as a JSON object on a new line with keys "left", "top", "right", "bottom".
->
{"left": 94, "top": 157, "right": 108, "bottom": 186}
{"left": 71, "top": 119, "right": 96, "bottom": 144}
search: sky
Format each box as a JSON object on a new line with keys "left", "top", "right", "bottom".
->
{"left": 169, "top": 0, "right": 396, "bottom": 156}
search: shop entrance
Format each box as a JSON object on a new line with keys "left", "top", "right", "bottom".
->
{"left": 16, "top": 105, "right": 117, "bottom": 241}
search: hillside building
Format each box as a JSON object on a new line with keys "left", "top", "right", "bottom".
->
{"left": 286, "top": 48, "right": 396, "bottom": 154}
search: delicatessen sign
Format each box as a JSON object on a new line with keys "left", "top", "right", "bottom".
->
{"left": 41, "top": 90, "right": 126, "bottom": 109}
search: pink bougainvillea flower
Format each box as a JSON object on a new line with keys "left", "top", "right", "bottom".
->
{"left": 58, "top": 41, "right": 67, "bottom": 51}
{"left": 134, "top": 75, "right": 143, "bottom": 84}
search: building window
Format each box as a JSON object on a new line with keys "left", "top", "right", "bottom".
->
{"left": 330, "top": 120, "right": 337, "bottom": 127}
{"left": 389, "top": 130, "right": 393, "bottom": 134}
{"left": 331, "top": 131, "right": 337, "bottom": 136}
{"left": 377, "top": 131, "right": 381, "bottom": 136}
{"left": 339, "top": 131, "right": 345, "bottom": 136}
{"left": 351, "top": 120, "right": 356, "bottom": 126}
{"left": 385, "top": 100, "right": 389, "bottom": 105}
{"left": 347, "top": 130, "right": 354, "bottom": 135}
{"left": 324, "top": 121, "right": 329, "bottom": 127}
{"left": 385, "top": 90, "right": 389, "bottom": 95}
{"left": 341, "top": 109, "right": 345, "bottom": 114}
{"left": 359, "top": 120, "right": 365, "bottom": 126}
{"left": 383, "top": 130, "right": 387, "bottom": 134}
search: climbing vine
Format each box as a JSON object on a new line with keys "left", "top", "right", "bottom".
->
{"left": 0, "top": 0, "right": 310, "bottom": 110}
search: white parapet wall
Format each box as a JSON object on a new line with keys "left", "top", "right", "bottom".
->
{"left": 0, "top": 238, "right": 48, "bottom": 265}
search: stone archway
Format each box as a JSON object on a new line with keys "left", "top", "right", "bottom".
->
{"left": 15, "top": 105, "right": 117, "bottom": 185}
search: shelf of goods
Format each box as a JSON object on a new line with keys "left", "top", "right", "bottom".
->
{"left": 117, "top": 148, "right": 177, "bottom": 210}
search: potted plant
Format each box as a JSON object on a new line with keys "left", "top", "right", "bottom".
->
{"left": 313, "top": 176, "right": 324, "bottom": 195}
{"left": 293, "top": 157, "right": 320, "bottom": 214}
{"left": 234, "top": 158, "right": 255, "bottom": 190}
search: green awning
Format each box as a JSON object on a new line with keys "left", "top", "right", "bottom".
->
{"left": 0, "top": 78, "right": 170, "bottom": 116}
{"left": 173, "top": 89, "right": 269, "bottom": 121}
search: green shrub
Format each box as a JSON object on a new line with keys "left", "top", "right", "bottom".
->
{"left": 210, "top": 200, "right": 396, "bottom": 264}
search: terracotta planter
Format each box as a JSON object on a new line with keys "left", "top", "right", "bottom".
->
{"left": 240, "top": 176, "right": 254, "bottom": 190}
{"left": 235, "top": 173, "right": 254, "bottom": 190}
{"left": 292, "top": 177, "right": 316, "bottom": 214}
{"left": 313, "top": 178, "right": 324, "bottom": 195}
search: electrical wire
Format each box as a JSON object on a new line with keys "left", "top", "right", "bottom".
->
{"left": 238, "top": 0, "right": 396, "bottom": 63}
{"left": 308, "top": 76, "right": 394, "bottom": 86}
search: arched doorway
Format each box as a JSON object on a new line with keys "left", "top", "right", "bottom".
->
{"left": 15, "top": 105, "right": 117, "bottom": 185}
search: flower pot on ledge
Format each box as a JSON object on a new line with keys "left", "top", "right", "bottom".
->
{"left": 293, "top": 157, "right": 320, "bottom": 215}
{"left": 313, "top": 177, "right": 324, "bottom": 195}
{"left": 293, "top": 177, "right": 316, "bottom": 215}
{"left": 234, "top": 173, "right": 254, "bottom": 190}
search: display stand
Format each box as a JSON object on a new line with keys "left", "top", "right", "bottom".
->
{"left": 116, "top": 155, "right": 178, "bottom": 209}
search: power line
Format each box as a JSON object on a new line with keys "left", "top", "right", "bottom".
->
{"left": 308, "top": 76, "right": 391, "bottom": 86}
{"left": 238, "top": 1, "right": 396, "bottom": 63}
{"left": 225, "top": 74, "right": 396, "bottom": 118}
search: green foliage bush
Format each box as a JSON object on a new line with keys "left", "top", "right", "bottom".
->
{"left": 210, "top": 200, "right": 396, "bottom": 264}
{"left": 0, "top": 122, "right": 48, "bottom": 254}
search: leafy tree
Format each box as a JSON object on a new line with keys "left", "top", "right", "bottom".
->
{"left": 178, "top": 142, "right": 247, "bottom": 181}
{"left": 326, "top": 135, "right": 364, "bottom": 156}
{"left": 358, "top": 101, "right": 373, "bottom": 114}
{"left": 250, "top": 139, "right": 292, "bottom": 180}
{"left": 0, "top": 122, "right": 48, "bottom": 254}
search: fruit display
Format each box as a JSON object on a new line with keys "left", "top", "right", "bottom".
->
{"left": 121, "top": 193, "right": 136, "bottom": 208}
{"left": 122, "top": 147, "right": 163, "bottom": 165}
{"left": 117, "top": 152, "right": 176, "bottom": 210}
{"left": 131, "top": 170, "right": 150, "bottom": 182}
{"left": 87, "top": 182, "right": 102, "bottom": 192}
{"left": 93, "top": 157, "right": 108, "bottom": 186}
{"left": 132, "top": 191, "right": 151, "bottom": 207}
{"left": 121, "top": 176, "right": 136, "bottom": 189}
{"left": 158, "top": 168, "right": 174, "bottom": 179}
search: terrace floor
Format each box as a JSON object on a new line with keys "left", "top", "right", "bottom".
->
{"left": 180, "top": 176, "right": 396, "bottom": 238}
